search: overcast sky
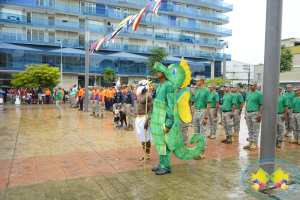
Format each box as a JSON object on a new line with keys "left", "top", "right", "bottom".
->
{"left": 223, "top": 0, "right": 300, "bottom": 65}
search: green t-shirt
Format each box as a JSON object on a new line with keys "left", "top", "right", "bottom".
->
{"left": 177, "top": 87, "right": 192, "bottom": 101}
{"left": 292, "top": 97, "right": 300, "bottom": 112}
{"left": 193, "top": 87, "right": 211, "bottom": 110}
{"left": 234, "top": 92, "right": 244, "bottom": 109}
{"left": 55, "top": 90, "right": 63, "bottom": 100}
{"left": 246, "top": 91, "right": 263, "bottom": 112}
{"left": 209, "top": 91, "right": 219, "bottom": 108}
{"left": 284, "top": 91, "right": 297, "bottom": 108}
{"left": 278, "top": 94, "right": 288, "bottom": 114}
{"left": 222, "top": 92, "right": 237, "bottom": 111}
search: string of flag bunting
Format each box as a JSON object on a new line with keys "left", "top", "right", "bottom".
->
{"left": 89, "top": 0, "right": 162, "bottom": 55}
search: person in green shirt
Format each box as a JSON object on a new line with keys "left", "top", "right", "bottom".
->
{"left": 284, "top": 84, "right": 297, "bottom": 137}
{"left": 207, "top": 84, "right": 219, "bottom": 139}
{"left": 177, "top": 86, "right": 192, "bottom": 145}
{"left": 244, "top": 81, "right": 263, "bottom": 150}
{"left": 221, "top": 83, "right": 236, "bottom": 144}
{"left": 276, "top": 87, "right": 288, "bottom": 148}
{"left": 192, "top": 75, "right": 211, "bottom": 160}
{"left": 232, "top": 84, "right": 245, "bottom": 137}
{"left": 55, "top": 87, "right": 63, "bottom": 118}
{"left": 290, "top": 87, "right": 300, "bottom": 144}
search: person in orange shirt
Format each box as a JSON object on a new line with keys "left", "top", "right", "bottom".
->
{"left": 98, "top": 87, "right": 106, "bottom": 119}
{"left": 9, "top": 87, "right": 16, "bottom": 103}
{"left": 122, "top": 84, "right": 127, "bottom": 95}
{"left": 78, "top": 85, "right": 84, "bottom": 111}
{"left": 109, "top": 87, "right": 115, "bottom": 111}
{"left": 104, "top": 87, "right": 109, "bottom": 110}
{"left": 45, "top": 88, "right": 51, "bottom": 104}
{"left": 60, "top": 88, "right": 65, "bottom": 103}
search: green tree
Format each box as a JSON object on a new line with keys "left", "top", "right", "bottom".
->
{"left": 145, "top": 45, "right": 168, "bottom": 77}
{"left": 203, "top": 77, "right": 231, "bottom": 87}
{"left": 280, "top": 45, "right": 294, "bottom": 73}
{"left": 11, "top": 64, "right": 61, "bottom": 88}
{"left": 101, "top": 67, "right": 116, "bottom": 83}
{"left": 237, "top": 82, "right": 248, "bottom": 89}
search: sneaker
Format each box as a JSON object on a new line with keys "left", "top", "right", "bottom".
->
{"left": 118, "top": 125, "right": 123, "bottom": 130}
{"left": 210, "top": 135, "right": 216, "bottom": 139}
{"left": 290, "top": 139, "right": 298, "bottom": 143}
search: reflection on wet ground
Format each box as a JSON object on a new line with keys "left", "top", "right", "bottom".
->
{"left": 0, "top": 103, "right": 299, "bottom": 199}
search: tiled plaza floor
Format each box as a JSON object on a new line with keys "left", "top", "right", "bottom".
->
{"left": 0, "top": 102, "right": 299, "bottom": 199}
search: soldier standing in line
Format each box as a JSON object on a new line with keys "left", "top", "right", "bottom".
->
{"left": 218, "top": 87, "right": 225, "bottom": 124}
{"left": 207, "top": 84, "right": 219, "bottom": 139}
{"left": 90, "top": 86, "right": 96, "bottom": 117}
{"left": 94, "top": 86, "right": 101, "bottom": 118}
{"left": 276, "top": 87, "right": 288, "bottom": 148}
{"left": 192, "top": 75, "right": 211, "bottom": 160}
{"left": 232, "top": 84, "right": 245, "bottom": 137}
{"left": 284, "top": 84, "right": 296, "bottom": 137}
{"left": 124, "top": 84, "right": 135, "bottom": 131}
{"left": 290, "top": 87, "right": 300, "bottom": 144}
{"left": 177, "top": 85, "right": 193, "bottom": 145}
{"left": 220, "top": 83, "right": 236, "bottom": 144}
{"left": 243, "top": 81, "right": 263, "bottom": 151}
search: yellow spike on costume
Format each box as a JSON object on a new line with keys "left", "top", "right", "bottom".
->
{"left": 177, "top": 91, "right": 192, "bottom": 123}
{"left": 180, "top": 57, "right": 192, "bottom": 87}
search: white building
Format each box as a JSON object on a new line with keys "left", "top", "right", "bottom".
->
{"left": 224, "top": 60, "right": 254, "bottom": 85}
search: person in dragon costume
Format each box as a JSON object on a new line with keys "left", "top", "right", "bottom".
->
{"left": 149, "top": 57, "right": 205, "bottom": 175}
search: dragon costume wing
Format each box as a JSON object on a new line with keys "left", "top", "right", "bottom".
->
{"left": 177, "top": 91, "right": 192, "bottom": 123}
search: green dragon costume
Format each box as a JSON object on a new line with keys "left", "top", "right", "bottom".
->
{"left": 150, "top": 57, "right": 205, "bottom": 174}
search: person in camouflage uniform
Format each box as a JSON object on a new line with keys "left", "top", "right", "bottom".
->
{"left": 276, "top": 87, "right": 288, "bottom": 148}
{"left": 284, "top": 84, "right": 297, "bottom": 137}
{"left": 243, "top": 81, "right": 263, "bottom": 151}
{"left": 290, "top": 87, "right": 300, "bottom": 145}
{"left": 232, "top": 84, "right": 244, "bottom": 137}
{"left": 193, "top": 75, "right": 211, "bottom": 159}
{"left": 207, "top": 84, "right": 219, "bottom": 139}
{"left": 220, "top": 83, "right": 236, "bottom": 144}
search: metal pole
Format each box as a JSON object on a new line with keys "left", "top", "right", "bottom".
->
{"left": 248, "top": 67, "right": 250, "bottom": 92}
{"left": 222, "top": 42, "right": 226, "bottom": 86}
{"left": 84, "top": 27, "right": 90, "bottom": 112}
{"left": 260, "top": 0, "right": 283, "bottom": 179}
{"left": 61, "top": 27, "right": 63, "bottom": 88}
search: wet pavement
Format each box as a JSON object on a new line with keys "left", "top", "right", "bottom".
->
{"left": 0, "top": 103, "right": 299, "bottom": 199}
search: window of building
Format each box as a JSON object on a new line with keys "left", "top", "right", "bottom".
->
{"left": 256, "top": 73, "right": 262, "bottom": 81}
{"left": 0, "top": 52, "right": 7, "bottom": 68}
{"left": 36, "top": 0, "right": 44, "bottom": 6}
{"left": 114, "top": 7, "right": 121, "bottom": 18}
{"left": 79, "top": 1, "right": 96, "bottom": 13}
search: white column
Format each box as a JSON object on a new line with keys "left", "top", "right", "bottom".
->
{"left": 209, "top": 59, "right": 215, "bottom": 79}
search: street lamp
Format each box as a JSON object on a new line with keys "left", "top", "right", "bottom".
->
{"left": 243, "top": 65, "right": 250, "bottom": 91}
{"left": 57, "top": 20, "right": 68, "bottom": 88}
{"left": 220, "top": 40, "right": 226, "bottom": 86}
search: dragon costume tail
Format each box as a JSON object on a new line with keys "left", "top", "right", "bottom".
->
{"left": 173, "top": 133, "right": 205, "bottom": 160}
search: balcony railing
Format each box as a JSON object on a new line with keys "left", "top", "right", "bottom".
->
{"left": 0, "top": 32, "right": 231, "bottom": 60}
{"left": 0, "top": 12, "right": 225, "bottom": 47}
{"left": 182, "top": 0, "right": 233, "bottom": 11}
{"left": 159, "top": 3, "right": 229, "bottom": 23}
{"left": 0, "top": 0, "right": 232, "bottom": 36}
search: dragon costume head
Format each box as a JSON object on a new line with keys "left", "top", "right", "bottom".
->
{"left": 154, "top": 57, "right": 192, "bottom": 89}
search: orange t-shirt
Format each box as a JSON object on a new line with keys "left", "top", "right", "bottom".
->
{"left": 78, "top": 89, "right": 83, "bottom": 97}
{"left": 100, "top": 91, "right": 105, "bottom": 104}
{"left": 91, "top": 90, "right": 95, "bottom": 100}
{"left": 45, "top": 90, "right": 51, "bottom": 95}
{"left": 60, "top": 89, "right": 65, "bottom": 96}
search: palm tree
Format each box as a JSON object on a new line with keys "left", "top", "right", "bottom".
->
{"left": 101, "top": 67, "right": 116, "bottom": 84}
{"left": 237, "top": 82, "right": 248, "bottom": 89}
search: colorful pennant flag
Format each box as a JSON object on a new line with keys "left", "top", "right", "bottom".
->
{"left": 116, "top": 15, "right": 133, "bottom": 29}
{"left": 153, "top": 0, "right": 162, "bottom": 14}
{"left": 145, "top": 1, "right": 157, "bottom": 18}
{"left": 132, "top": 5, "right": 150, "bottom": 31}
{"left": 107, "top": 24, "right": 125, "bottom": 42}
{"left": 127, "top": 12, "right": 140, "bottom": 30}
{"left": 95, "top": 35, "right": 108, "bottom": 51}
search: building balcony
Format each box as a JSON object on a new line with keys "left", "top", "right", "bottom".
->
{"left": 0, "top": 0, "right": 232, "bottom": 36}
{"left": 0, "top": 32, "right": 231, "bottom": 61}
{"left": 181, "top": 0, "right": 233, "bottom": 12}
{"left": 0, "top": 12, "right": 225, "bottom": 47}
{"left": 159, "top": 3, "right": 229, "bottom": 23}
